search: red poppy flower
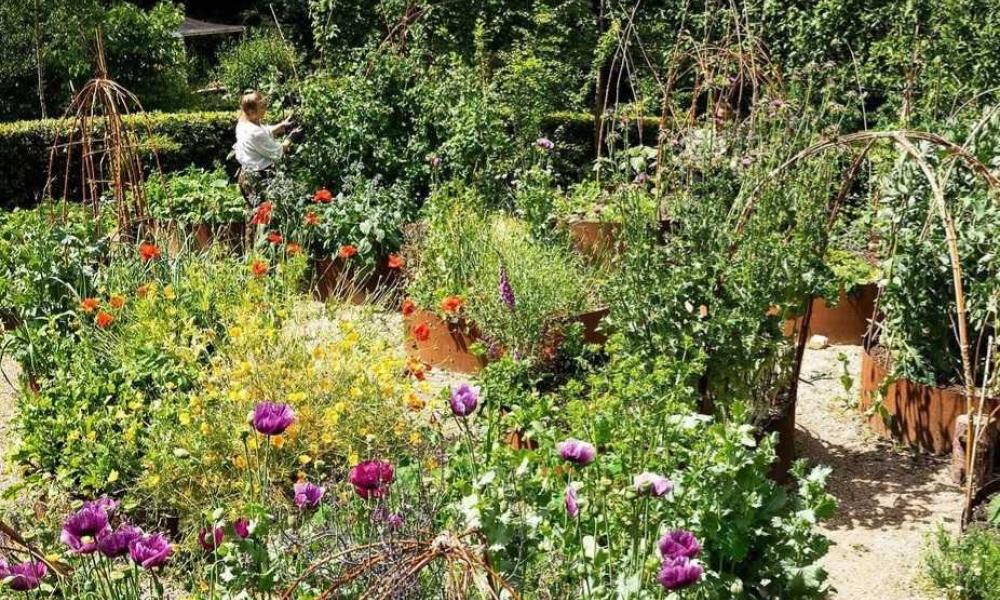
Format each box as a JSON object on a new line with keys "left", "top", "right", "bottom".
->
{"left": 109, "top": 295, "right": 125, "bottom": 309}
{"left": 251, "top": 202, "right": 273, "bottom": 225}
{"left": 339, "top": 245, "right": 358, "bottom": 259}
{"left": 267, "top": 231, "right": 283, "bottom": 245}
{"left": 138, "top": 242, "right": 161, "bottom": 263}
{"left": 440, "top": 296, "right": 463, "bottom": 314}
{"left": 413, "top": 322, "right": 430, "bottom": 342}
{"left": 387, "top": 253, "right": 404, "bottom": 269}
{"left": 286, "top": 242, "right": 302, "bottom": 256}
{"left": 80, "top": 297, "right": 100, "bottom": 313}
{"left": 313, "top": 188, "right": 333, "bottom": 203}
{"left": 401, "top": 298, "right": 416, "bottom": 317}
{"left": 304, "top": 211, "right": 319, "bottom": 226}
{"left": 250, "top": 259, "right": 269, "bottom": 278}
{"left": 95, "top": 311, "right": 114, "bottom": 329}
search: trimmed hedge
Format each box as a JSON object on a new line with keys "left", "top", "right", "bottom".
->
{"left": 0, "top": 111, "right": 236, "bottom": 209}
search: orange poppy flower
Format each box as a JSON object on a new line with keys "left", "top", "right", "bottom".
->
{"left": 413, "top": 322, "right": 430, "bottom": 342}
{"left": 304, "top": 211, "right": 320, "bottom": 226}
{"left": 267, "top": 231, "right": 283, "bottom": 245}
{"left": 440, "top": 295, "right": 463, "bottom": 314}
{"left": 138, "top": 242, "right": 161, "bottom": 263}
{"left": 250, "top": 259, "right": 269, "bottom": 278}
{"left": 109, "top": 295, "right": 126, "bottom": 309}
{"left": 313, "top": 188, "right": 333, "bottom": 203}
{"left": 95, "top": 311, "right": 114, "bottom": 329}
{"left": 401, "top": 298, "right": 416, "bottom": 317}
{"left": 80, "top": 297, "right": 100, "bottom": 313}
{"left": 339, "top": 245, "right": 358, "bottom": 259}
{"left": 287, "top": 242, "right": 302, "bottom": 256}
{"left": 387, "top": 253, "right": 405, "bottom": 269}
{"left": 251, "top": 201, "right": 273, "bottom": 225}
{"left": 136, "top": 284, "right": 150, "bottom": 298}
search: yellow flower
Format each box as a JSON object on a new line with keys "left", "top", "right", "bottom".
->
{"left": 348, "top": 450, "right": 359, "bottom": 466}
{"left": 200, "top": 422, "right": 211, "bottom": 436}
{"left": 232, "top": 455, "right": 247, "bottom": 470}
{"left": 247, "top": 437, "right": 258, "bottom": 451}
{"left": 409, "top": 432, "right": 422, "bottom": 446}
{"left": 321, "top": 432, "right": 334, "bottom": 446}
{"left": 270, "top": 435, "right": 285, "bottom": 449}
{"left": 108, "top": 470, "right": 119, "bottom": 483}
{"left": 287, "top": 391, "right": 307, "bottom": 403}
{"left": 163, "top": 285, "right": 176, "bottom": 300}
{"left": 43, "top": 553, "right": 61, "bottom": 565}
{"left": 406, "top": 392, "right": 425, "bottom": 411}
{"left": 147, "top": 474, "right": 161, "bottom": 486}
{"left": 178, "top": 411, "right": 191, "bottom": 426}
{"left": 298, "top": 454, "right": 311, "bottom": 465}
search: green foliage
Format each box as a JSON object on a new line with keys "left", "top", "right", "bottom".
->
{"left": 925, "top": 527, "right": 1000, "bottom": 600}
{"left": 406, "top": 182, "right": 602, "bottom": 356}
{"left": 145, "top": 166, "right": 245, "bottom": 225}
{"left": 0, "top": 1, "right": 190, "bottom": 121}
{"left": 0, "top": 111, "right": 235, "bottom": 208}
{"left": 217, "top": 29, "right": 300, "bottom": 101}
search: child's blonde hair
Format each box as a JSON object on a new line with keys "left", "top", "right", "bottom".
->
{"left": 240, "top": 91, "right": 265, "bottom": 120}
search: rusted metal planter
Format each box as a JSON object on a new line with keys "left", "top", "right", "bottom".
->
{"left": 312, "top": 257, "right": 400, "bottom": 304}
{"left": 567, "top": 221, "right": 621, "bottom": 261}
{"left": 404, "top": 308, "right": 485, "bottom": 374}
{"left": 783, "top": 283, "right": 878, "bottom": 344}
{"left": 572, "top": 307, "right": 610, "bottom": 345}
{"left": 859, "top": 344, "right": 999, "bottom": 454}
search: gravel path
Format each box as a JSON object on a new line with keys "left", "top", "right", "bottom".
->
{"left": 0, "top": 355, "right": 19, "bottom": 492}
{"left": 796, "top": 345, "right": 961, "bottom": 600}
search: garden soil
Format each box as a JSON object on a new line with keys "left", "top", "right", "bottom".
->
{"left": 796, "top": 345, "right": 961, "bottom": 600}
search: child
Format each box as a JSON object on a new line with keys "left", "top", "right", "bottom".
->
{"left": 233, "top": 91, "right": 293, "bottom": 206}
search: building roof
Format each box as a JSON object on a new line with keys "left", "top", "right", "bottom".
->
{"left": 175, "top": 17, "right": 245, "bottom": 38}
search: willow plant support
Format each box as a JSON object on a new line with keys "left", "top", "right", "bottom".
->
{"left": 733, "top": 129, "right": 999, "bottom": 522}
{"left": 44, "top": 29, "right": 162, "bottom": 240}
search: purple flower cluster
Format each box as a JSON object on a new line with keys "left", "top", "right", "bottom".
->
{"left": 536, "top": 137, "right": 554, "bottom": 151}
{"left": 0, "top": 560, "right": 47, "bottom": 592}
{"left": 633, "top": 472, "right": 673, "bottom": 497}
{"left": 449, "top": 383, "right": 480, "bottom": 417}
{"left": 349, "top": 460, "right": 395, "bottom": 499}
{"left": 294, "top": 480, "right": 325, "bottom": 508}
{"left": 557, "top": 439, "right": 596, "bottom": 466}
{"left": 498, "top": 266, "right": 516, "bottom": 310}
{"left": 251, "top": 402, "right": 295, "bottom": 435}
{"left": 657, "top": 530, "right": 703, "bottom": 590}
{"left": 59, "top": 498, "right": 172, "bottom": 571}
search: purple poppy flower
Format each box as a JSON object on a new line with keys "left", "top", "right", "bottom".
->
{"left": 658, "top": 530, "right": 701, "bottom": 559}
{"left": 633, "top": 472, "right": 673, "bottom": 497}
{"left": 386, "top": 513, "right": 404, "bottom": 530}
{"left": 61, "top": 503, "right": 112, "bottom": 554}
{"left": 293, "top": 481, "right": 325, "bottom": 508}
{"left": 87, "top": 496, "right": 119, "bottom": 515}
{"left": 233, "top": 518, "right": 250, "bottom": 539}
{"left": 349, "top": 460, "right": 395, "bottom": 499}
{"left": 251, "top": 402, "right": 295, "bottom": 435}
{"left": 1, "top": 560, "right": 47, "bottom": 591}
{"left": 449, "top": 383, "right": 480, "bottom": 417}
{"left": 129, "top": 533, "right": 172, "bottom": 569}
{"left": 198, "top": 526, "right": 224, "bottom": 551}
{"left": 657, "top": 556, "right": 703, "bottom": 590}
{"left": 97, "top": 524, "right": 142, "bottom": 558}
{"left": 498, "top": 267, "right": 516, "bottom": 310}
{"left": 564, "top": 486, "right": 579, "bottom": 518}
{"left": 536, "top": 137, "right": 554, "bottom": 151}
{"left": 557, "top": 439, "right": 596, "bottom": 466}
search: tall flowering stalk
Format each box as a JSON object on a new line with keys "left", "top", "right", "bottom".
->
{"left": 498, "top": 266, "right": 515, "bottom": 311}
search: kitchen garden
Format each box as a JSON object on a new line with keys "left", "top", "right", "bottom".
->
{"left": 1, "top": 2, "right": 999, "bottom": 599}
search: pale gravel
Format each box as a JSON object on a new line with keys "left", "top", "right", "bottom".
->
{"left": 796, "top": 344, "right": 960, "bottom": 600}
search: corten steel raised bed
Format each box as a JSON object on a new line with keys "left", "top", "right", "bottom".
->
{"left": 312, "top": 257, "right": 400, "bottom": 305}
{"left": 404, "top": 308, "right": 485, "bottom": 374}
{"left": 567, "top": 221, "right": 621, "bottom": 261}
{"left": 783, "top": 284, "right": 878, "bottom": 345}
{"left": 859, "top": 344, "right": 1000, "bottom": 454}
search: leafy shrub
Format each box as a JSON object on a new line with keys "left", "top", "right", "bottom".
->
{"left": 217, "top": 29, "right": 299, "bottom": 100}
{"left": 926, "top": 527, "right": 1000, "bottom": 600}
{"left": 145, "top": 166, "right": 245, "bottom": 225}
{"left": 0, "top": 111, "right": 236, "bottom": 208}
{"left": 406, "top": 182, "right": 601, "bottom": 356}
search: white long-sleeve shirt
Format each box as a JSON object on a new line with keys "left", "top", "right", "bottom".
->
{"left": 233, "top": 120, "right": 283, "bottom": 172}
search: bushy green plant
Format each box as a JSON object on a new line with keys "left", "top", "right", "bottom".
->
{"left": 218, "top": 29, "right": 299, "bottom": 101}
{"left": 145, "top": 166, "right": 246, "bottom": 225}
{"left": 926, "top": 527, "right": 1000, "bottom": 599}
{"left": 406, "top": 182, "right": 601, "bottom": 356}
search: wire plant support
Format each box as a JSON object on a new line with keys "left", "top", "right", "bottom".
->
{"left": 44, "top": 28, "right": 163, "bottom": 242}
